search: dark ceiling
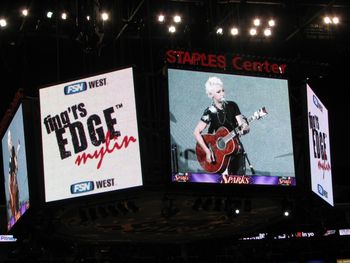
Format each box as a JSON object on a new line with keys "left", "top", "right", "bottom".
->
{"left": 1, "top": 0, "right": 350, "bottom": 262}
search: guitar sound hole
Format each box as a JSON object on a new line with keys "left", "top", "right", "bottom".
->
{"left": 216, "top": 138, "right": 226, "bottom": 150}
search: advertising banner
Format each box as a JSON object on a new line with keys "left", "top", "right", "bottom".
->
{"left": 307, "top": 84, "right": 333, "bottom": 206}
{"left": 40, "top": 67, "right": 143, "bottom": 202}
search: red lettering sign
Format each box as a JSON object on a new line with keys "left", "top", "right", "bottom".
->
{"left": 166, "top": 50, "right": 287, "bottom": 75}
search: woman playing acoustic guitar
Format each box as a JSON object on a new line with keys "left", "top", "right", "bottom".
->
{"left": 193, "top": 76, "right": 250, "bottom": 176}
{"left": 7, "top": 130, "right": 20, "bottom": 221}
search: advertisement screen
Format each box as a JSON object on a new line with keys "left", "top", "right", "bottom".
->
{"left": 40, "top": 67, "right": 143, "bottom": 202}
{"left": 1, "top": 104, "right": 30, "bottom": 230}
{"left": 169, "top": 68, "right": 296, "bottom": 186}
{"left": 307, "top": 84, "right": 333, "bottom": 206}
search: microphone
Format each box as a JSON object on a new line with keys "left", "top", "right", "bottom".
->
{"left": 221, "top": 97, "right": 227, "bottom": 104}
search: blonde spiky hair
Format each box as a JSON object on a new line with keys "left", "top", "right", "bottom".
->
{"left": 205, "top": 76, "right": 223, "bottom": 98}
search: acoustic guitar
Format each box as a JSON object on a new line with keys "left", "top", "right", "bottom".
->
{"left": 195, "top": 107, "right": 268, "bottom": 173}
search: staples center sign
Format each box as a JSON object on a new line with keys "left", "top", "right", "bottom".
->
{"left": 165, "top": 50, "right": 287, "bottom": 75}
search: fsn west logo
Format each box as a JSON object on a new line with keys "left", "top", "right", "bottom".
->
{"left": 70, "top": 181, "right": 94, "bottom": 194}
{"left": 64, "top": 82, "right": 87, "bottom": 95}
{"left": 317, "top": 184, "right": 328, "bottom": 198}
{"left": 313, "top": 95, "right": 323, "bottom": 112}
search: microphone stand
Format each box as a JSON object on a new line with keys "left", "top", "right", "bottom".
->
{"left": 171, "top": 143, "right": 179, "bottom": 173}
{"left": 236, "top": 136, "right": 255, "bottom": 175}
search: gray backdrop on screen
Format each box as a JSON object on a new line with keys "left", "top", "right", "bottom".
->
{"left": 168, "top": 68, "right": 295, "bottom": 177}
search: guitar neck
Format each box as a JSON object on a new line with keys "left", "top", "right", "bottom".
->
{"left": 247, "top": 116, "right": 255, "bottom": 124}
{"left": 223, "top": 107, "right": 267, "bottom": 142}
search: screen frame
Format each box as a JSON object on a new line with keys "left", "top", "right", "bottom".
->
{"left": 166, "top": 66, "right": 297, "bottom": 188}
{"left": 0, "top": 91, "right": 37, "bottom": 232}
{"left": 38, "top": 66, "right": 145, "bottom": 204}
{"left": 305, "top": 83, "right": 334, "bottom": 207}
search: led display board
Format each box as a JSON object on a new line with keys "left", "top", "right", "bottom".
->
{"left": 40, "top": 67, "right": 143, "bottom": 202}
{"left": 1, "top": 104, "right": 30, "bottom": 230}
{"left": 306, "top": 84, "right": 333, "bottom": 206}
{"left": 169, "top": 68, "right": 295, "bottom": 186}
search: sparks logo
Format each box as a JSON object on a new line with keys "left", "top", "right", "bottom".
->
{"left": 64, "top": 82, "right": 87, "bottom": 95}
{"left": 0, "top": 235, "right": 17, "bottom": 242}
{"left": 70, "top": 181, "right": 94, "bottom": 194}
{"left": 279, "top": 177, "right": 293, "bottom": 186}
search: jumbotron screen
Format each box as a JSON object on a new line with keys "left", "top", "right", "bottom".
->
{"left": 1, "top": 104, "right": 30, "bottom": 230}
{"left": 40, "top": 67, "right": 143, "bottom": 202}
{"left": 168, "top": 68, "right": 296, "bottom": 186}
{"left": 306, "top": 84, "right": 333, "bottom": 206}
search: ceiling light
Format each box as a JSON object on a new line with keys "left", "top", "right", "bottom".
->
{"left": 268, "top": 19, "right": 275, "bottom": 27}
{"left": 158, "top": 14, "right": 165, "bottom": 23}
{"left": 0, "top": 18, "right": 7, "bottom": 27}
{"left": 101, "top": 12, "right": 109, "bottom": 21}
{"left": 61, "top": 12, "right": 67, "bottom": 20}
{"left": 173, "top": 15, "right": 181, "bottom": 23}
{"left": 216, "top": 27, "right": 223, "bottom": 35}
{"left": 46, "top": 11, "right": 53, "bottom": 18}
{"left": 21, "top": 9, "right": 29, "bottom": 17}
{"left": 253, "top": 18, "right": 261, "bottom": 26}
{"left": 323, "top": 16, "right": 331, "bottom": 24}
{"left": 264, "top": 28, "right": 272, "bottom": 36}
{"left": 169, "top": 25, "right": 176, "bottom": 33}
{"left": 249, "top": 28, "right": 257, "bottom": 36}
{"left": 230, "top": 27, "right": 239, "bottom": 35}
{"left": 332, "top": 16, "right": 339, "bottom": 24}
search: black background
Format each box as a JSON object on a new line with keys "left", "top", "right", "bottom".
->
{"left": 0, "top": 0, "right": 349, "bottom": 262}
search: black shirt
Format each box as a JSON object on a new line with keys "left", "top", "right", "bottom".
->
{"left": 200, "top": 101, "right": 241, "bottom": 134}
{"left": 199, "top": 100, "right": 245, "bottom": 175}
{"left": 9, "top": 146, "right": 16, "bottom": 175}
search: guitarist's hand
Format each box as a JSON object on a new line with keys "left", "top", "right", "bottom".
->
{"left": 205, "top": 149, "right": 212, "bottom": 163}
{"left": 239, "top": 122, "right": 250, "bottom": 135}
{"left": 236, "top": 114, "right": 250, "bottom": 135}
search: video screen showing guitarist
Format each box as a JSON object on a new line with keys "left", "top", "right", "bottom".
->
{"left": 7, "top": 130, "right": 20, "bottom": 220}
{"left": 194, "top": 76, "right": 250, "bottom": 176}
